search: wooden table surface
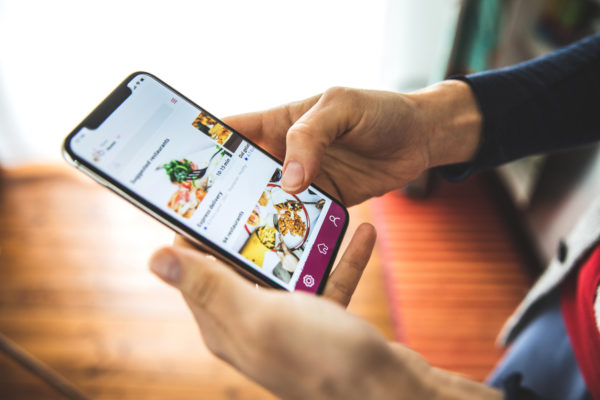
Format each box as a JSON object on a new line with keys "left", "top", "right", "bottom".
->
{"left": 0, "top": 165, "right": 393, "bottom": 399}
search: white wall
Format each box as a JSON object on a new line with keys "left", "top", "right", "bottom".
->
{"left": 381, "top": 0, "right": 462, "bottom": 92}
{"left": 0, "top": 0, "right": 460, "bottom": 165}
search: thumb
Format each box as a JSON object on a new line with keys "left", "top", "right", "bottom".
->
{"left": 149, "top": 246, "right": 254, "bottom": 314}
{"left": 281, "top": 88, "right": 357, "bottom": 193}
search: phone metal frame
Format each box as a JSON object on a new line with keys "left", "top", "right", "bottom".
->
{"left": 62, "top": 71, "right": 349, "bottom": 294}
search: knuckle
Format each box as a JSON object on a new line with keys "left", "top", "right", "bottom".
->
{"left": 287, "top": 119, "right": 330, "bottom": 153}
{"left": 322, "top": 86, "right": 351, "bottom": 99}
{"left": 288, "top": 119, "right": 313, "bottom": 138}
{"left": 203, "top": 335, "right": 226, "bottom": 359}
{"left": 322, "top": 86, "right": 360, "bottom": 106}
{"left": 331, "top": 279, "right": 354, "bottom": 301}
{"left": 345, "top": 256, "right": 365, "bottom": 274}
{"left": 288, "top": 122, "right": 329, "bottom": 153}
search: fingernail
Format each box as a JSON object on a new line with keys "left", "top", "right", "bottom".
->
{"left": 282, "top": 161, "right": 304, "bottom": 191}
{"left": 150, "top": 251, "right": 182, "bottom": 284}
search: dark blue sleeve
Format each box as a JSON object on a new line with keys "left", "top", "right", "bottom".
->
{"left": 439, "top": 33, "right": 600, "bottom": 181}
{"left": 500, "top": 373, "right": 545, "bottom": 400}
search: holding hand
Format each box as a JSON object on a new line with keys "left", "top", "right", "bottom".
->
{"left": 148, "top": 81, "right": 499, "bottom": 399}
{"left": 224, "top": 80, "right": 482, "bottom": 206}
{"left": 150, "top": 225, "right": 423, "bottom": 399}
{"left": 150, "top": 224, "right": 500, "bottom": 399}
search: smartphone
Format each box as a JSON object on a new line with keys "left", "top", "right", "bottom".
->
{"left": 62, "top": 72, "right": 348, "bottom": 294}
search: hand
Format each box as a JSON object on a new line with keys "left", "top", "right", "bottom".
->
{"left": 223, "top": 80, "right": 482, "bottom": 206}
{"left": 151, "top": 224, "right": 412, "bottom": 400}
{"left": 150, "top": 225, "right": 501, "bottom": 400}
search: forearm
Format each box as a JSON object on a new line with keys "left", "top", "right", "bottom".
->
{"left": 466, "top": 33, "right": 600, "bottom": 165}
{"left": 436, "top": 33, "right": 600, "bottom": 181}
{"left": 402, "top": 33, "right": 600, "bottom": 183}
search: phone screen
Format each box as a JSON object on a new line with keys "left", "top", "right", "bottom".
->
{"left": 64, "top": 73, "right": 347, "bottom": 293}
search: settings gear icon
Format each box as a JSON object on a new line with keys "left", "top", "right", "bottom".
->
{"left": 302, "top": 274, "right": 315, "bottom": 288}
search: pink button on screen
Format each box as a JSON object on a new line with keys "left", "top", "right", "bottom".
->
{"left": 295, "top": 201, "right": 346, "bottom": 293}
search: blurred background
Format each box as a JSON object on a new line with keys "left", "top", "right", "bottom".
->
{"left": 1, "top": 0, "right": 599, "bottom": 399}
{"left": 0, "top": 0, "right": 459, "bottom": 165}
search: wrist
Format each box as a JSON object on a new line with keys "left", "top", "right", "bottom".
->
{"left": 365, "top": 343, "right": 433, "bottom": 399}
{"left": 408, "top": 79, "right": 483, "bottom": 168}
{"left": 385, "top": 342, "right": 502, "bottom": 400}
{"left": 425, "top": 367, "right": 503, "bottom": 400}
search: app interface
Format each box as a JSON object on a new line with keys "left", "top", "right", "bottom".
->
{"left": 70, "top": 74, "right": 346, "bottom": 292}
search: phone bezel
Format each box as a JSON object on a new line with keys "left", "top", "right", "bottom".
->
{"left": 62, "top": 71, "right": 349, "bottom": 294}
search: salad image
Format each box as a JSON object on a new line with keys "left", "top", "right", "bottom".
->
{"left": 163, "top": 159, "right": 205, "bottom": 185}
{"left": 163, "top": 159, "right": 208, "bottom": 218}
{"left": 160, "top": 147, "right": 230, "bottom": 219}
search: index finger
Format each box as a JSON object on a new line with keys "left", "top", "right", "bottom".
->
{"left": 222, "top": 112, "right": 263, "bottom": 141}
{"left": 222, "top": 111, "right": 286, "bottom": 161}
{"left": 222, "top": 94, "right": 322, "bottom": 162}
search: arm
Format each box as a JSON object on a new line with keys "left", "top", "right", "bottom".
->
{"left": 441, "top": 32, "right": 600, "bottom": 180}
{"left": 222, "top": 80, "right": 482, "bottom": 206}
{"left": 149, "top": 33, "right": 600, "bottom": 399}
{"left": 224, "top": 34, "right": 600, "bottom": 206}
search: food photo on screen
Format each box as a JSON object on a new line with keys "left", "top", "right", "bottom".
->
{"left": 237, "top": 168, "right": 326, "bottom": 284}
{"left": 192, "top": 111, "right": 243, "bottom": 153}
{"left": 157, "top": 145, "right": 232, "bottom": 219}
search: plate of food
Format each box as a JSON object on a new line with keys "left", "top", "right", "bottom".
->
{"left": 162, "top": 159, "right": 208, "bottom": 218}
{"left": 192, "top": 111, "right": 234, "bottom": 146}
{"left": 244, "top": 184, "right": 310, "bottom": 251}
{"left": 160, "top": 147, "right": 229, "bottom": 219}
{"left": 167, "top": 180, "right": 207, "bottom": 218}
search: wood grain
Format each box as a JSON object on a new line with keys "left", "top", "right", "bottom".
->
{"left": 372, "top": 174, "right": 536, "bottom": 381}
{"left": 0, "top": 164, "right": 392, "bottom": 399}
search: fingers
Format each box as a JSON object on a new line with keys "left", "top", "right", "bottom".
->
{"left": 282, "top": 87, "right": 360, "bottom": 193}
{"left": 323, "top": 223, "right": 377, "bottom": 307}
{"left": 222, "top": 109, "right": 288, "bottom": 162}
{"left": 170, "top": 220, "right": 376, "bottom": 310}
{"left": 222, "top": 89, "right": 362, "bottom": 195}
{"left": 173, "top": 234, "right": 194, "bottom": 248}
{"left": 149, "top": 245, "right": 254, "bottom": 315}
{"left": 150, "top": 246, "right": 265, "bottom": 367}
{"left": 222, "top": 112, "right": 263, "bottom": 142}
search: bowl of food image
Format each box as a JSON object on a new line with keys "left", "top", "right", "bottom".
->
{"left": 244, "top": 185, "right": 310, "bottom": 251}
{"left": 192, "top": 112, "right": 234, "bottom": 146}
